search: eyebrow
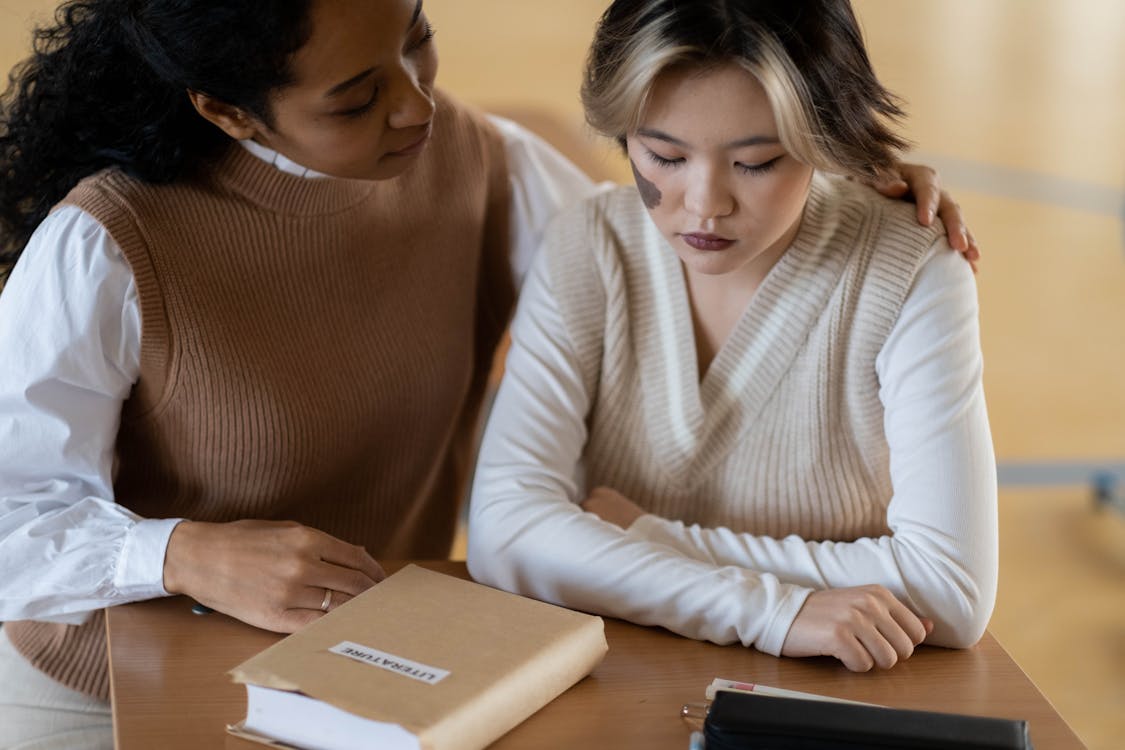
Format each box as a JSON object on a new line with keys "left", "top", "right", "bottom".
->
{"left": 323, "top": 1, "right": 424, "bottom": 99}
{"left": 325, "top": 70, "right": 375, "bottom": 99}
{"left": 637, "top": 128, "right": 780, "bottom": 149}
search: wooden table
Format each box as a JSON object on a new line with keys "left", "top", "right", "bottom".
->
{"left": 106, "top": 561, "right": 1086, "bottom": 749}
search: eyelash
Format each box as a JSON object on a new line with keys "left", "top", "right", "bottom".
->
{"left": 413, "top": 21, "right": 436, "bottom": 50}
{"left": 646, "top": 150, "right": 781, "bottom": 175}
{"left": 737, "top": 157, "right": 781, "bottom": 175}
{"left": 337, "top": 22, "right": 436, "bottom": 118}
{"left": 338, "top": 89, "right": 380, "bottom": 118}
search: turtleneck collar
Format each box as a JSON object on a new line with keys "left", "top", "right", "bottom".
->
{"left": 211, "top": 142, "right": 376, "bottom": 217}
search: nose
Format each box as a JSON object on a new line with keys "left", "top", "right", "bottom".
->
{"left": 683, "top": 167, "right": 735, "bottom": 221}
{"left": 387, "top": 70, "right": 435, "bottom": 130}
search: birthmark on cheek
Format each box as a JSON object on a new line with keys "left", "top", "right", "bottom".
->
{"left": 630, "top": 159, "right": 662, "bottom": 209}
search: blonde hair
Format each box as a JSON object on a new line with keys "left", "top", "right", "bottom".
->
{"left": 581, "top": 0, "right": 908, "bottom": 180}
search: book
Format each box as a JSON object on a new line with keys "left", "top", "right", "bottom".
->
{"left": 227, "top": 564, "right": 608, "bottom": 750}
{"left": 702, "top": 690, "right": 1033, "bottom": 749}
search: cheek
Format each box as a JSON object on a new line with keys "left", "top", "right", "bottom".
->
{"left": 419, "top": 47, "right": 439, "bottom": 88}
{"left": 758, "top": 169, "right": 812, "bottom": 220}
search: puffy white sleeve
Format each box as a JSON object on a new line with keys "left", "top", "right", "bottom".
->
{"left": 466, "top": 248, "right": 812, "bottom": 656}
{"left": 624, "top": 241, "right": 998, "bottom": 648}
{"left": 0, "top": 206, "right": 181, "bottom": 624}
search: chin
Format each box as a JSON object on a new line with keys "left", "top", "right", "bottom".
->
{"left": 678, "top": 250, "right": 745, "bottom": 277}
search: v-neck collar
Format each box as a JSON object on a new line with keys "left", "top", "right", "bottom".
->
{"left": 625, "top": 174, "right": 855, "bottom": 482}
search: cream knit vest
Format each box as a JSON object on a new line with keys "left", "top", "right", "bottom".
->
{"left": 6, "top": 92, "right": 513, "bottom": 700}
{"left": 547, "top": 174, "right": 940, "bottom": 543}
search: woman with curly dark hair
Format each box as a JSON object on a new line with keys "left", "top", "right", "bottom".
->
{"left": 0, "top": 0, "right": 975, "bottom": 745}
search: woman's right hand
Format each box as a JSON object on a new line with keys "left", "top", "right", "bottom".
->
{"left": 781, "top": 585, "right": 933, "bottom": 671}
{"left": 162, "top": 519, "right": 386, "bottom": 633}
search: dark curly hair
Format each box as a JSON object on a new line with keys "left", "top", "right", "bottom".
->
{"left": 0, "top": 0, "right": 313, "bottom": 280}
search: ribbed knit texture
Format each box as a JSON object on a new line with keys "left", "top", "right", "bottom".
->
{"left": 7, "top": 92, "right": 514, "bottom": 700}
{"left": 549, "top": 174, "right": 939, "bottom": 544}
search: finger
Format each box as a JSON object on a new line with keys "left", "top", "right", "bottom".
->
{"left": 898, "top": 166, "right": 940, "bottom": 226}
{"left": 873, "top": 178, "right": 910, "bottom": 198}
{"left": 326, "top": 591, "right": 355, "bottom": 611}
{"left": 275, "top": 608, "right": 325, "bottom": 633}
{"left": 309, "top": 560, "right": 380, "bottom": 597}
{"left": 242, "top": 604, "right": 325, "bottom": 634}
{"left": 837, "top": 633, "right": 876, "bottom": 672}
{"left": 874, "top": 615, "right": 917, "bottom": 662}
{"left": 318, "top": 537, "right": 386, "bottom": 583}
{"left": 884, "top": 598, "right": 928, "bottom": 646}
{"left": 966, "top": 229, "right": 980, "bottom": 260}
{"left": 853, "top": 625, "right": 899, "bottom": 670}
{"left": 297, "top": 586, "right": 357, "bottom": 613}
{"left": 936, "top": 194, "right": 968, "bottom": 251}
{"left": 587, "top": 486, "right": 620, "bottom": 502}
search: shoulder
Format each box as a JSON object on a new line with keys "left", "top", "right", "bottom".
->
{"left": 545, "top": 184, "right": 649, "bottom": 255}
{"left": 538, "top": 184, "right": 659, "bottom": 312}
{"left": 430, "top": 90, "right": 505, "bottom": 161}
{"left": 59, "top": 164, "right": 210, "bottom": 227}
{"left": 810, "top": 172, "right": 946, "bottom": 270}
{"left": 57, "top": 169, "right": 159, "bottom": 250}
{"left": 801, "top": 173, "right": 951, "bottom": 319}
{"left": 62, "top": 167, "right": 143, "bottom": 210}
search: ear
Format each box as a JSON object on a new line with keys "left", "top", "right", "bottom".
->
{"left": 187, "top": 90, "right": 262, "bottom": 140}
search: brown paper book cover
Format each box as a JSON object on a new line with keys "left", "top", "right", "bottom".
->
{"left": 227, "top": 565, "right": 608, "bottom": 750}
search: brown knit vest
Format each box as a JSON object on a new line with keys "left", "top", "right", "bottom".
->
{"left": 6, "top": 92, "right": 514, "bottom": 700}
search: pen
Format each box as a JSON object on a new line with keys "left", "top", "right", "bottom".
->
{"left": 681, "top": 701, "right": 709, "bottom": 730}
{"left": 191, "top": 601, "right": 214, "bottom": 615}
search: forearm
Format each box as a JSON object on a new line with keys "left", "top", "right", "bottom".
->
{"left": 627, "top": 495, "right": 992, "bottom": 648}
{"left": 467, "top": 482, "right": 810, "bottom": 655}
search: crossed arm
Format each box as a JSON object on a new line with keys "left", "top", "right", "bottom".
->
{"left": 468, "top": 238, "right": 996, "bottom": 672}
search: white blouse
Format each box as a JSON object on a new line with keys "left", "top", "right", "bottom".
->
{"left": 0, "top": 117, "right": 596, "bottom": 624}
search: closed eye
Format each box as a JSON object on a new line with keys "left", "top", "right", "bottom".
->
{"left": 646, "top": 150, "right": 683, "bottom": 168}
{"left": 336, "top": 87, "right": 380, "bottom": 117}
{"left": 736, "top": 156, "right": 782, "bottom": 175}
{"left": 410, "top": 21, "right": 435, "bottom": 51}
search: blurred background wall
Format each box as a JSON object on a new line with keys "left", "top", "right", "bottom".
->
{"left": 2, "top": 1, "right": 1122, "bottom": 747}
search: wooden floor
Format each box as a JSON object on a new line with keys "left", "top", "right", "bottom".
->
{"left": 2, "top": 1, "right": 1123, "bottom": 748}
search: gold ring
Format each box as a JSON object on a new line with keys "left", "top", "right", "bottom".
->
{"left": 320, "top": 588, "right": 332, "bottom": 612}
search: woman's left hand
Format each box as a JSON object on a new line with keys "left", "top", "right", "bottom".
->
{"left": 869, "top": 162, "right": 981, "bottom": 273}
{"left": 581, "top": 486, "right": 647, "bottom": 530}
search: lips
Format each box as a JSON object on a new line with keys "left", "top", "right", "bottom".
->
{"left": 680, "top": 233, "right": 735, "bottom": 251}
{"left": 387, "top": 125, "right": 432, "bottom": 157}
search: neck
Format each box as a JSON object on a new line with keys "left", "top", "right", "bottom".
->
{"left": 682, "top": 199, "right": 808, "bottom": 378}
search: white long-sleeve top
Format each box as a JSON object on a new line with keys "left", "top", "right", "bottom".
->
{"left": 467, "top": 184, "right": 997, "bottom": 654}
{"left": 0, "top": 117, "right": 595, "bottom": 624}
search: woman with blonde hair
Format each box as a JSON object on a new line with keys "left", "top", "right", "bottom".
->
{"left": 468, "top": 0, "right": 996, "bottom": 673}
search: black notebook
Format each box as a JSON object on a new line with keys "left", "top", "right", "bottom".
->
{"left": 703, "top": 690, "right": 1033, "bottom": 749}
